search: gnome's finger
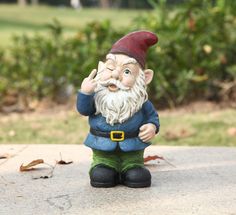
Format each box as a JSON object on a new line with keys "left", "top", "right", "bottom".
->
{"left": 139, "top": 124, "right": 148, "bottom": 131}
{"left": 142, "top": 137, "right": 151, "bottom": 142}
{"left": 139, "top": 130, "right": 149, "bottom": 137}
{"left": 139, "top": 134, "right": 150, "bottom": 142}
{"left": 88, "top": 69, "right": 97, "bottom": 80}
{"left": 139, "top": 131, "right": 150, "bottom": 139}
{"left": 139, "top": 133, "right": 150, "bottom": 140}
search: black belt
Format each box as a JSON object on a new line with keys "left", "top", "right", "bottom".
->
{"left": 90, "top": 128, "right": 139, "bottom": 141}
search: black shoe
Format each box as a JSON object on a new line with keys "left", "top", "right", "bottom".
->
{"left": 121, "top": 167, "right": 151, "bottom": 188}
{"left": 90, "top": 165, "right": 119, "bottom": 188}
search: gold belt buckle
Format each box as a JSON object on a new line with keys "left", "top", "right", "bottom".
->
{"left": 110, "top": 131, "right": 125, "bottom": 141}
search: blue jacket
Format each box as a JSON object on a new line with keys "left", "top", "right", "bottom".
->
{"left": 77, "top": 91, "right": 160, "bottom": 152}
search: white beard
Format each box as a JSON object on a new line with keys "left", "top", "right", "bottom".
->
{"left": 94, "top": 70, "right": 148, "bottom": 126}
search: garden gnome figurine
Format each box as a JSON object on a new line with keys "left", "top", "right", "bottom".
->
{"left": 77, "top": 31, "right": 160, "bottom": 188}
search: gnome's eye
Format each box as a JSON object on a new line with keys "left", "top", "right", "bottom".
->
{"left": 123, "top": 69, "right": 131, "bottom": 75}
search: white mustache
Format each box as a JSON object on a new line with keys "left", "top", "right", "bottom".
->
{"left": 98, "top": 79, "right": 130, "bottom": 91}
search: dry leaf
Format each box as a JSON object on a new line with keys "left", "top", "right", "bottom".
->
{"left": 144, "top": 155, "right": 163, "bottom": 163}
{"left": 20, "top": 159, "right": 44, "bottom": 172}
{"left": 57, "top": 152, "right": 73, "bottom": 165}
{"left": 31, "top": 163, "right": 56, "bottom": 180}
{"left": 57, "top": 160, "right": 73, "bottom": 165}
{"left": 144, "top": 155, "right": 176, "bottom": 168}
{"left": 0, "top": 153, "right": 11, "bottom": 159}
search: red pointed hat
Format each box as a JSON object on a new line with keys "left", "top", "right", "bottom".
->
{"left": 109, "top": 31, "right": 158, "bottom": 68}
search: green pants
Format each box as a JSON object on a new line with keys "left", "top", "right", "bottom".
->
{"left": 91, "top": 149, "right": 144, "bottom": 173}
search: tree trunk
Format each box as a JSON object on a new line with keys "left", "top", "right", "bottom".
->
{"left": 128, "top": 0, "right": 136, "bottom": 8}
{"left": 18, "top": 0, "right": 27, "bottom": 6}
{"left": 99, "top": 0, "right": 110, "bottom": 8}
{"left": 31, "top": 0, "right": 39, "bottom": 5}
{"left": 71, "top": 0, "right": 82, "bottom": 9}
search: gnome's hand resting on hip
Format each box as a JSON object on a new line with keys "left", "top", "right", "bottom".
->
{"left": 139, "top": 123, "right": 156, "bottom": 142}
{"left": 81, "top": 69, "right": 97, "bottom": 94}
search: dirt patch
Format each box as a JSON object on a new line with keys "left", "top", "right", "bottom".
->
{"left": 0, "top": 96, "right": 235, "bottom": 120}
{"left": 160, "top": 100, "right": 236, "bottom": 116}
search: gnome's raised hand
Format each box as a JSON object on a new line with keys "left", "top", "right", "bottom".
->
{"left": 81, "top": 69, "right": 97, "bottom": 94}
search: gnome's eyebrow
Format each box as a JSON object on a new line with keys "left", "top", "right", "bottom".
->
{"left": 122, "top": 58, "right": 137, "bottom": 65}
{"left": 106, "top": 54, "right": 116, "bottom": 62}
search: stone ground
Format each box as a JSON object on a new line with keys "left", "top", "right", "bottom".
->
{"left": 0, "top": 144, "right": 236, "bottom": 215}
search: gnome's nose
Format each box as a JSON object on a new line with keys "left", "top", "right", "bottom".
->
{"left": 111, "top": 70, "right": 119, "bottom": 79}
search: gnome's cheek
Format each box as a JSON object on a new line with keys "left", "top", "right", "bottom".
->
{"left": 121, "top": 77, "right": 136, "bottom": 88}
{"left": 100, "top": 71, "right": 111, "bottom": 81}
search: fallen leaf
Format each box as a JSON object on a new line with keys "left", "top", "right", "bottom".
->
{"left": 144, "top": 155, "right": 176, "bottom": 168}
{"left": 56, "top": 160, "right": 73, "bottom": 165}
{"left": 31, "top": 162, "right": 56, "bottom": 180}
{"left": 0, "top": 153, "right": 11, "bottom": 159}
{"left": 56, "top": 152, "right": 73, "bottom": 165}
{"left": 144, "top": 155, "right": 163, "bottom": 162}
{"left": 20, "top": 159, "right": 44, "bottom": 172}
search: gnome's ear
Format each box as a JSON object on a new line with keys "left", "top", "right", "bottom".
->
{"left": 144, "top": 69, "right": 154, "bottom": 85}
{"left": 98, "top": 61, "right": 105, "bottom": 73}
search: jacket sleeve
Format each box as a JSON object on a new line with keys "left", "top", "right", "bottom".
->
{"left": 76, "top": 91, "right": 96, "bottom": 116}
{"left": 142, "top": 100, "right": 160, "bottom": 133}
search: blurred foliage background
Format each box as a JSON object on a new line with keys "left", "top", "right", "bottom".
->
{"left": 0, "top": 0, "right": 236, "bottom": 111}
{"left": 0, "top": 0, "right": 236, "bottom": 146}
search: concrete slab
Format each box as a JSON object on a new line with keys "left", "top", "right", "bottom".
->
{"left": 0, "top": 144, "right": 236, "bottom": 215}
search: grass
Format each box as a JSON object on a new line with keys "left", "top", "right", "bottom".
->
{"left": 0, "top": 4, "right": 148, "bottom": 46}
{"left": 0, "top": 108, "right": 235, "bottom": 146}
{"left": 156, "top": 108, "right": 236, "bottom": 146}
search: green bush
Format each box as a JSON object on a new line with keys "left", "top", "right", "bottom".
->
{"left": 0, "top": 19, "right": 124, "bottom": 103}
{"left": 0, "top": 0, "right": 235, "bottom": 108}
{"left": 135, "top": 0, "right": 236, "bottom": 106}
